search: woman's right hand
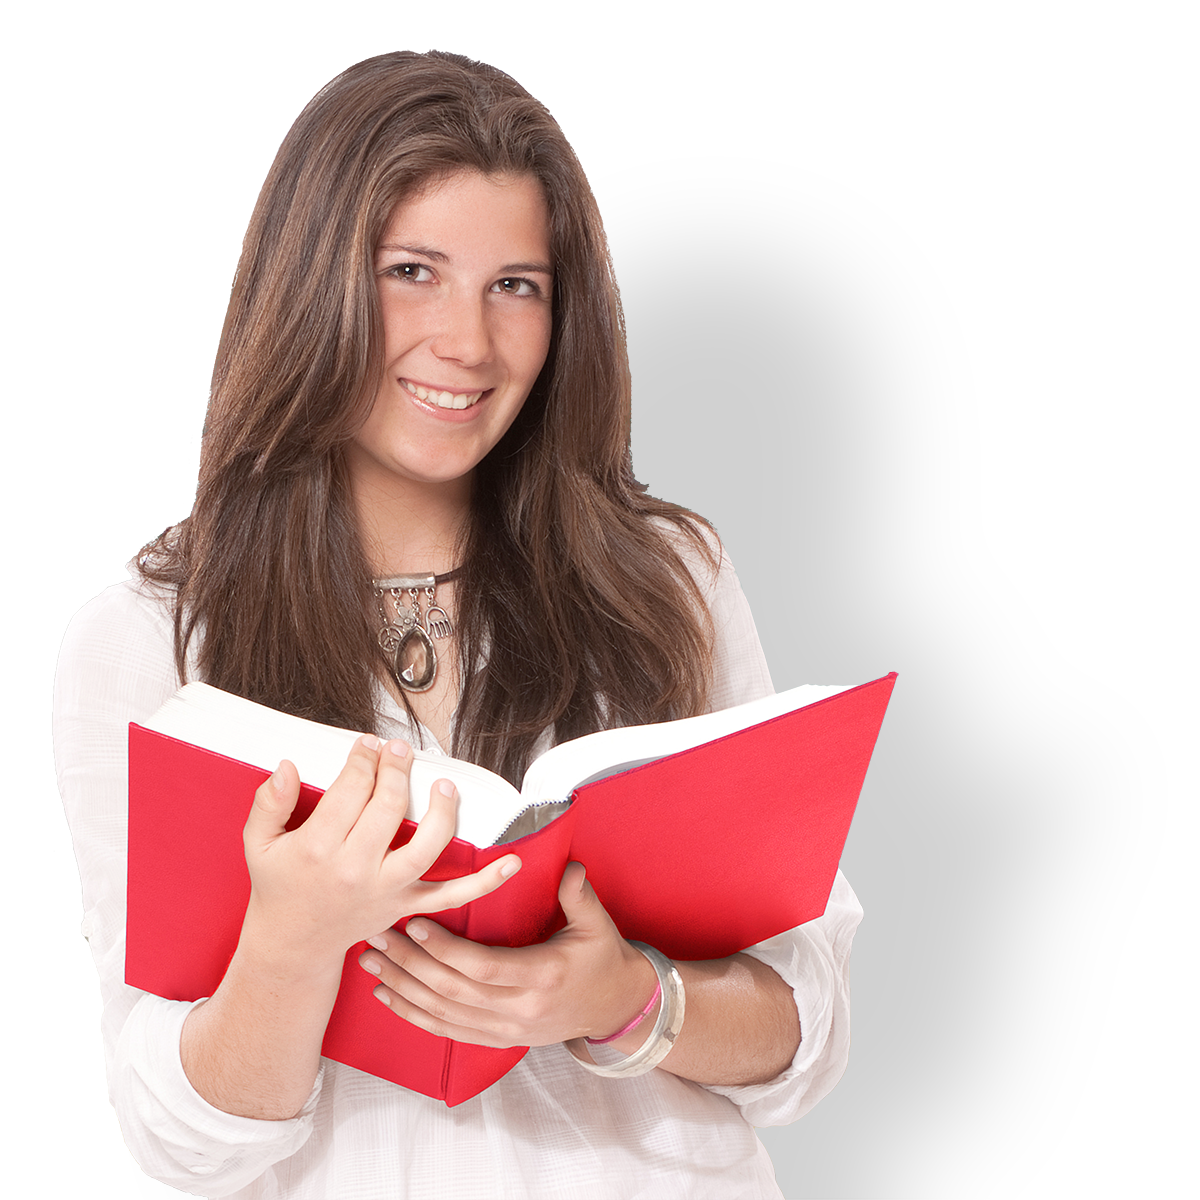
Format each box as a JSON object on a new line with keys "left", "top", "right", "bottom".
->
{"left": 240, "top": 735, "right": 521, "bottom": 962}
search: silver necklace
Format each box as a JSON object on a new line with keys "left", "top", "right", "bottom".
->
{"left": 373, "top": 569, "right": 459, "bottom": 694}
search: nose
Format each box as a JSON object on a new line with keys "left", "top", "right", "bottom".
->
{"left": 430, "top": 290, "right": 493, "bottom": 368}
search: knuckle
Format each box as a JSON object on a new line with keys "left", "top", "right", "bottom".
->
{"left": 352, "top": 761, "right": 380, "bottom": 789}
{"left": 373, "top": 780, "right": 406, "bottom": 808}
{"left": 331, "top": 860, "right": 366, "bottom": 892}
{"left": 536, "top": 959, "right": 566, "bottom": 992}
{"left": 424, "top": 1005, "right": 450, "bottom": 1032}
{"left": 297, "top": 840, "right": 331, "bottom": 871}
{"left": 473, "top": 956, "right": 504, "bottom": 986}
{"left": 381, "top": 743, "right": 414, "bottom": 775}
{"left": 440, "top": 976, "right": 466, "bottom": 1004}
{"left": 515, "top": 997, "right": 540, "bottom": 1026}
{"left": 386, "top": 939, "right": 412, "bottom": 967}
{"left": 341, "top": 753, "right": 378, "bottom": 789}
{"left": 523, "top": 992, "right": 552, "bottom": 1023}
{"left": 374, "top": 763, "right": 412, "bottom": 801}
{"left": 498, "top": 1020, "right": 526, "bottom": 1048}
{"left": 248, "top": 787, "right": 276, "bottom": 825}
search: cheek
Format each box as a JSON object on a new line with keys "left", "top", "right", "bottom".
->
{"left": 518, "top": 313, "right": 553, "bottom": 385}
{"left": 379, "top": 304, "right": 417, "bottom": 360}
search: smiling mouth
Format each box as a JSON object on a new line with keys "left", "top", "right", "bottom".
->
{"left": 402, "top": 379, "right": 486, "bottom": 411}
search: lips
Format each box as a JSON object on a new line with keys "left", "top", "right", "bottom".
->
{"left": 401, "top": 378, "right": 486, "bottom": 411}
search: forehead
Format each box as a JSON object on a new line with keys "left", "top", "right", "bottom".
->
{"left": 378, "top": 171, "right": 552, "bottom": 262}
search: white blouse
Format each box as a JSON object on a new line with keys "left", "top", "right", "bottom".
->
{"left": 53, "top": 544, "right": 862, "bottom": 1199}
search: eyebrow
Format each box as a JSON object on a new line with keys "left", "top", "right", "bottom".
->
{"left": 375, "top": 242, "right": 553, "bottom": 275}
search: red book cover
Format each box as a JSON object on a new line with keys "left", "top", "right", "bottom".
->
{"left": 126, "top": 672, "right": 895, "bottom": 1105}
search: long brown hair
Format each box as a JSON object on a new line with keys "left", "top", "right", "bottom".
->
{"left": 139, "top": 50, "right": 715, "bottom": 783}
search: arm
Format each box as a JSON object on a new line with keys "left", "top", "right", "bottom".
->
{"left": 181, "top": 744, "right": 519, "bottom": 1121}
{"left": 657, "top": 954, "right": 801, "bottom": 1087}
{"left": 53, "top": 580, "right": 519, "bottom": 1192}
{"left": 180, "top": 869, "right": 345, "bottom": 1123}
{"left": 359, "top": 861, "right": 800, "bottom": 1087}
{"left": 55, "top": 580, "right": 310, "bottom": 1193}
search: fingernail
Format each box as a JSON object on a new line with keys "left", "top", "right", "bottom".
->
{"left": 269, "top": 765, "right": 286, "bottom": 794}
{"left": 407, "top": 920, "right": 429, "bottom": 942}
{"left": 360, "top": 734, "right": 381, "bottom": 751}
{"left": 388, "top": 739, "right": 411, "bottom": 757}
{"left": 359, "top": 955, "right": 381, "bottom": 976}
{"left": 436, "top": 779, "right": 455, "bottom": 797}
{"left": 500, "top": 857, "right": 521, "bottom": 879}
{"left": 374, "top": 986, "right": 392, "bottom": 1006}
{"left": 366, "top": 934, "right": 388, "bottom": 951}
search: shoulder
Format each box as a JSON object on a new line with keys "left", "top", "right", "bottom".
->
{"left": 56, "top": 572, "right": 182, "bottom": 726}
{"left": 649, "top": 516, "right": 775, "bottom": 710}
{"left": 647, "top": 514, "right": 724, "bottom": 598}
{"left": 648, "top": 516, "right": 751, "bottom": 628}
{"left": 60, "top": 571, "right": 175, "bottom": 657}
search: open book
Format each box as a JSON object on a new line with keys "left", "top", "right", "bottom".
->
{"left": 127, "top": 672, "right": 896, "bottom": 1105}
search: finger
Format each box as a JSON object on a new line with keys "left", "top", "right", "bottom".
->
{"left": 359, "top": 933, "right": 505, "bottom": 1011}
{"left": 401, "top": 916, "right": 529, "bottom": 987}
{"left": 558, "top": 861, "right": 588, "bottom": 907}
{"left": 402, "top": 852, "right": 523, "bottom": 914}
{"left": 557, "top": 862, "right": 611, "bottom": 933}
{"left": 369, "top": 977, "right": 521, "bottom": 1049}
{"left": 395, "top": 777, "right": 460, "bottom": 877}
{"left": 357, "top": 941, "right": 522, "bottom": 1047}
{"left": 243, "top": 759, "right": 301, "bottom": 852}
{"left": 304, "top": 735, "right": 383, "bottom": 838}
{"left": 346, "top": 738, "right": 415, "bottom": 851}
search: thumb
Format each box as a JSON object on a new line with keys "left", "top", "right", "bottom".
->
{"left": 243, "top": 759, "right": 301, "bottom": 851}
{"left": 558, "top": 861, "right": 603, "bottom": 928}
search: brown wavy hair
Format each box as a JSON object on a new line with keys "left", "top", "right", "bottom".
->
{"left": 139, "top": 50, "right": 715, "bottom": 784}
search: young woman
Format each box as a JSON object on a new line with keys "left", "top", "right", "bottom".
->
{"left": 54, "top": 51, "right": 862, "bottom": 1199}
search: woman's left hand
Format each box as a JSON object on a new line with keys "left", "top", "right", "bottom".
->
{"left": 357, "top": 861, "right": 659, "bottom": 1049}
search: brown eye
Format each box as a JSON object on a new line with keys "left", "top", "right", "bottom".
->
{"left": 493, "top": 277, "right": 537, "bottom": 297}
{"left": 388, "top": 263, "right": 433, "bottom": 283}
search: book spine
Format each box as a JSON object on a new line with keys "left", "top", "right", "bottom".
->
{"left": 437, "top": 807, "right": 581, "bottom": 1103}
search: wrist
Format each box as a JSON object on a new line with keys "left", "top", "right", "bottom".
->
{"left": 238, "top": 893, "right": 352, "bottom": 986}
{"left": 182, "top": 939, "right": 339, "bottom": 1121}
{"left": 565, "top": 943, "right": 687, "bottom": 1078}
{"left": 596, "top": 942, "right": 662, "bottom": 1053}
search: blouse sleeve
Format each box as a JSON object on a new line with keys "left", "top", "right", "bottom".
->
{"left": 690, "top": 533, "right": 865, "bottom": 1127}
{"left": 53, "top": 579, "right": 322, "bottom": 1195}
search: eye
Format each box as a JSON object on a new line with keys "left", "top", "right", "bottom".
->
{"left": 492, "top": 276, "right": 541, "bottom": 297}
{"left": 384, "top": 262, "right": 434, "bottom": 283}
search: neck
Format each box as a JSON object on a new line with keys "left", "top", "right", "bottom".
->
{"left": 350, "top": 466, "right": 471, "bottom": 577}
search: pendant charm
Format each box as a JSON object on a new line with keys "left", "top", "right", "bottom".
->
{"left": 373, "top": 572, "right": 456, "bottom": 695}
{"left": 425, "top": 604, "right": 453, "bottom": 639}
{"left": 393, "top": 625, "right": 437, "bottom": 692}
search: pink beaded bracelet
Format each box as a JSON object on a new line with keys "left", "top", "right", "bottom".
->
{"left": 584, "top": 980, "right": 663, "bottom": 1045}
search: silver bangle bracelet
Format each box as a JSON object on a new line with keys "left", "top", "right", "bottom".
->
{"left": 564, "top": 942, "right": 685, "bottom": 1078}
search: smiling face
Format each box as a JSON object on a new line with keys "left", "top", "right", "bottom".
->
{"left": 347, "top": 170, "right": 554, "bottom": 511}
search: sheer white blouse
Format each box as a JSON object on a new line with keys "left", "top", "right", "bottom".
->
{"left": 53, "top": 544, "right": 862, "bottom": 1199}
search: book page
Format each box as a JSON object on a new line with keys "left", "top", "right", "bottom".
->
{"left": 143, "top": 684, "right": 527, "bottom": 847}
{"left": 518, "top": 683, "right": 852, "bottom": 805}
{"left": 144, "top": 681, "right": 856, "bottom": 849}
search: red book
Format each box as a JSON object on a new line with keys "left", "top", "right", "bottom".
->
{"left": 127, "top": 673, "right": 895, "bottom": 1105}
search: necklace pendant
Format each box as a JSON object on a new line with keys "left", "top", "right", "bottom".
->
{"left": 425, "top": 605, "right": 454, "bottom": 640}
{"left": 393, "top": 624, "right": 437, "bottom": 693}
{"left": 377, "top": 624, "right": 405, "bottom": 655}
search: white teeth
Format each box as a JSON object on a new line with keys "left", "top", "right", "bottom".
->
{"left": 402, "top": 379, "right": 484, "bottom": 410}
